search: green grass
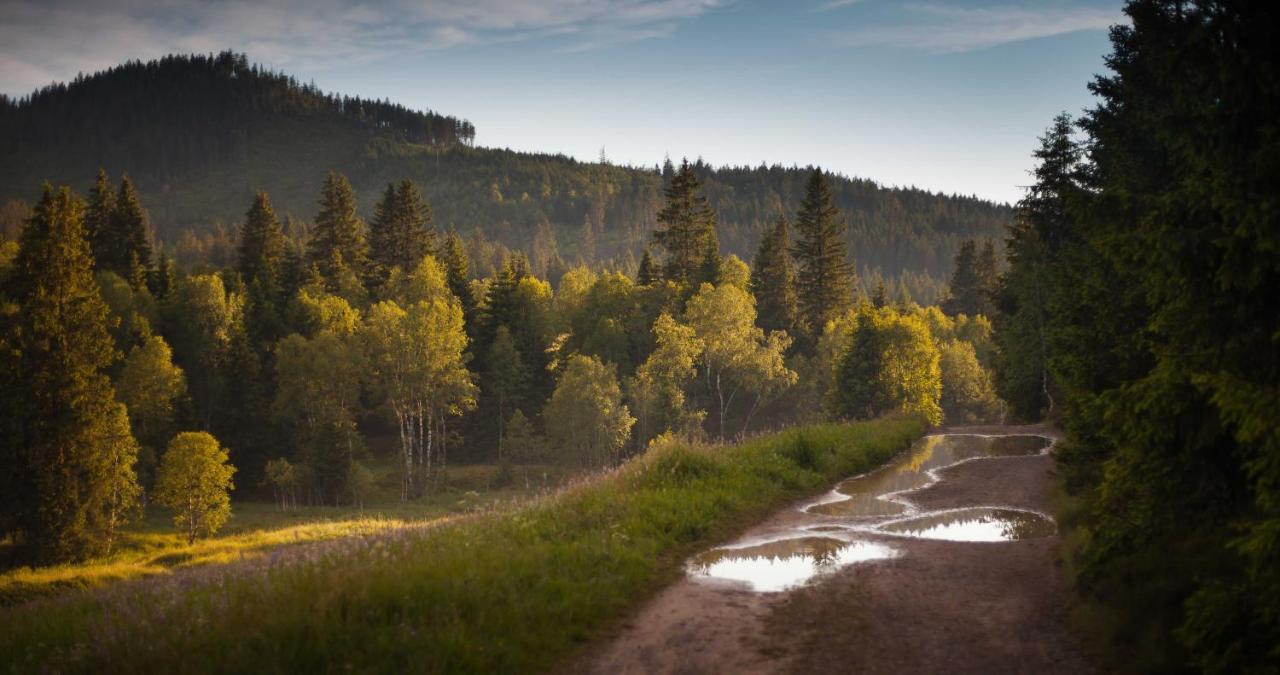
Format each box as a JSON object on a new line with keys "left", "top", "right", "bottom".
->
{"left": 0, "top": 416, "right": 925, "bottom": 673}
{"left": 0, "top": 463, "right": 573, "bottom": 606}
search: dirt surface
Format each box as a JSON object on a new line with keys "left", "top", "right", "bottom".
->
{"left": 574, "top": 425, "right": 1092, "bottom": 675}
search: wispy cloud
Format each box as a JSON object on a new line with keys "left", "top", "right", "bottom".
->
{"left": 0, "top": 0, "right": 729, "bottom": 94}
{"left": 816, "top": 0, "right": 863, "bottom": 12}
{"left": 833, "top": 3, "right": 1122, "bottom": 53}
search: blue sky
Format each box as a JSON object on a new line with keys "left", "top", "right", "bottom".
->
{"left": 0, "top": 0, "right": 1124, "bottom": 204}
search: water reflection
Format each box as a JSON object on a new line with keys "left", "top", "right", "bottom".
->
{"left": 806, "top": 435, "right": 1050, "bottom": 517}
{"left": 878, "top": 508, "right": 1056, "bottom": 542}
{"left": 689, "top": 537, "right": 897, "bottom": 592}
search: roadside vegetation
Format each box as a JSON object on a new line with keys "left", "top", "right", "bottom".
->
{"left": 0, "top": 461, "right": 571, "bottom": 606}
{"left": 0, "top": 415, "right": 924, "bottom": 672}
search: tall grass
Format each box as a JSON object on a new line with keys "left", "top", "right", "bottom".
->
{"left": 0, "top": 415, "right": 924, "bottom": 673}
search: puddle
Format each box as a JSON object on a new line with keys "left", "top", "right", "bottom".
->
{"left": 806, "top": 435, "right": 1050, "bottom": 518}
{"left": 689, "top": 537, "right": 896, "bottom": 592}
{"left": 686, "top": 433, "right": 1058, "bottom": 593}
{"left": 879, "top": 508, "right": 1056, "bottom": 542}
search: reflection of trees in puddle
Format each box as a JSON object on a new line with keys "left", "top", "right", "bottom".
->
{"left": 690, "top": 537, "right": 897, "bottom": 591}
{"left": 880, "top": 508, "right": 1055, "bottom": 542}
{"left": 809, "top": 435, "right": 1047, "bottom": 518}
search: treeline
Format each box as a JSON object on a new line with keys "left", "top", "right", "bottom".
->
{"left": 0, "top": 52, "right": 1009, "bottom": 300}
{"left": 0, "top": 51, "right": 474, "bottom": 184}
{"left": 0, "top": 161, "right": 1003, "bottom": 564}
{"left": 989, "top": 1, "right": 1279, "bottom": 670}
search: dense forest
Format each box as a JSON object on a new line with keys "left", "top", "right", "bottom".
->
{"left": 0, "top": 155, "right": 1003, "bottom": 564}
{"left": 990, "top": 1, "right": 1279, "bottom": 670}
{"left": 0, "top": 52, "right": 1011, "bottom": 306}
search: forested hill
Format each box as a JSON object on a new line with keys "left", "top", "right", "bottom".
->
{"left": 0, "top": 51, "right": 1011, "bottom": 294}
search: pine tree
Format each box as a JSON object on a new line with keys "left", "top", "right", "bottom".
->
{"left": 237, "top": 192, "right": 287, "bottom": 354}
{"left": 152, "top": 250, "right": 176, "bottom": 299}
{"left": 439, "top": 229, "right": 476, "bottom": 334}
{"left": 872, "top": 280, "right": 888, "bottom": 309}
{"left": 97, "top": 175, "right": 152, "bottom": 282}
{"left": 85, "top": 168, "right": 114, "bottom": 266}
{"left": 309, "top": 171, "right": 369, "bottom": 286}
{"left": 942, "top": 239, "right": 995, "bottom": 317}
{"left": 792, "top": 169, "right": 855, "bottom": 344}
{"left": 749, "top": 216, "right": 799, "bottom": 336}
{"left": 368, "top": 179, "right": 435, "bottom": 283}
{"left": 237, "top": 192, "right": 285, "bottom": 285}
{"left": 0, "top": 185, "right": 141, "bottom": 562}
{"left": 652, "top": 160, "right": 718, "bottom": 284}
{"left": 636, "top": 248, "right": 658, "bottom": 286}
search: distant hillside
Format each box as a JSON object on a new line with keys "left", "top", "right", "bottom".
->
{"left": 0, "top": 52, "right": 1011, "bottom": 296}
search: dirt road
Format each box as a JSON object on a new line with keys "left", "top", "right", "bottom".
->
{"left": 576, "top": 425, "right": 1091, "bottom": 675}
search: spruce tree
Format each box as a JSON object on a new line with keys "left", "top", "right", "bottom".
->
{"left": 750, "top": 217, "right": 799, "bottom": 336}
{"left": 85, "top": 168, "right": 114, "bottom": 266}
{"left": 791, "top": 169, "right": 855, "bottom": 344}
{"left": 942, "top": 239, "right": 995, "bottom": 317}
{"left": 872, "top": 280, "right": 888, "bottom": 309}
{"left": 1, "top": 185, "right": 141, "bottom": 562}
{"left": 309, "top": 171, "right": 369, "bottom": 285}
{"left": 636, "top": 248, "right": 658, "bottom": 286}
{"left": 652, "top": 160, "right": 718, "bottom": 284}
{"left": 98, "top": 175, "right": 152, "bottom": 282}
{"left": 368, "top": 179, "right": 435, "bottom": 283}
{"left": 439, "top": 229, "right": 476, "bottom": 333}
{"left": 237, "top": 192, "right": 287, "bottom": 353}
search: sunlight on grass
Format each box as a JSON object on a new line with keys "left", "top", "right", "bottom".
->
{"left": 0, "top": 417, "right": 925, "bottom": 672}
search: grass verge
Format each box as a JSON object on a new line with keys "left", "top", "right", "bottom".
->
{"left": 0, "top": 415, "right": 925, "bottom": 673}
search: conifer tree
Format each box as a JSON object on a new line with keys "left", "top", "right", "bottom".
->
{"left": 942, "top": 239, "right": 995, "bottom": 317}
{"left": 872, "top": 280, "right": 888, "bottom": 309}
{"left": 0, "top": 185, "right": 141, "bottom": 562}
{"left": 237, "top": 192, "right": 287, "bottom": 354}
{"left": 652, "top": 160, "right": 718, "bottom": 284}
{"left": 97, "top": 175, "right": 152, "bottom": 282}
{"left": 151, "top": 250, "right": 176, "bottom": 299}
{"left": 439, "top": 229, "right": 476, "bottom": 333}
{"left": 791, "top": 169, "right": 855, "bottom": 344}
{"left": 309, "top": 171, "right": 369, "bottom": 285}
{"left": 85, "top": 168, "right": 114, "bottom": 265}
{"left": 368, "top": 179, "right": 435, "bottom": 283}
{"left": 238, "top": 192, "right": 286, "bottom": 285}
{"left": 636, "top": 248, "right": 658, "bottom": 286}
{"left": 750, "top": 216, "right": 798, "bottom": 336}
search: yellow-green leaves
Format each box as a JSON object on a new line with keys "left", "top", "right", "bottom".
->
{"left": 154, "top": 432, "right": 235, "bottom": 544}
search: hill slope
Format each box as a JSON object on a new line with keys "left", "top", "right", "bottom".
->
{"left": 0, "top": 52, "right": 1011, "bottom": 293}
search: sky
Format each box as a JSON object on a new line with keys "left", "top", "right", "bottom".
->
{"left": 0, "top": 0, "right": 1124, "bottom": 204}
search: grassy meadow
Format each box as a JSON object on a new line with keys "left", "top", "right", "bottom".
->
{"left": 1, "top": 415, "right": 925, "bottom": 673}
{"left": 0, "top": 462, "right": 573, "bottom": 606}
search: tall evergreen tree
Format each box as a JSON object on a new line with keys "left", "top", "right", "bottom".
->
{"left": 97, "top": 175, "right": 152, "bottom": 283}
{"left": 237, "top": 192, "right": 287, "bottom": 353}
{"left": 991, "top": 115, "right": 1085, "bottom": 421}
{"left": 439, "top": 229, "right": 476, "bottom": 334}
{"left": 237, "top": 192, "right": 286, "bottom": 285}
{"left": 652, "top": 160, "right": 718, "bottom": 284}
{"left": 791, "top": 169, "right": 855, "bottom": 344}
{"left": 85, "top": 168, "right": 114, "bottom": 266}
{"left": 750, "top": 216, "right": 799, "bottom": 336}
{"left": 308, "top": 171, "right": 369, "bottom": 285}
{"left": 368, "top": 179, "right": 435, "bottom": 283}
{"left": 636, "top": 248, "right": 658, "bottom": 286}
{"left": 0, "top": 186, "right": 140, "bottom": 562}
{"left": 942, "top": 239, "right": 995, "bottom": 317}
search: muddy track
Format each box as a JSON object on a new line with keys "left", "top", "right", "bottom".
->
{"left": 574, "top": 425, "right": 1091, "bottom": 675}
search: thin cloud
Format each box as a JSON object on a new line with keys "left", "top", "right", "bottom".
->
{"left": 834, "top": 3, "right": 1122, "bottom": 53}
{"left": 816, "top": 0, "right": 863, "bottom": 11}
{"left": 0, "top": 0, "right": 729, "bottom": 94}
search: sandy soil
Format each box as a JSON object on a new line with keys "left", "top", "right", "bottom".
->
{"left": 573, "top": 425, "right": 1092, "bottom": 675}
